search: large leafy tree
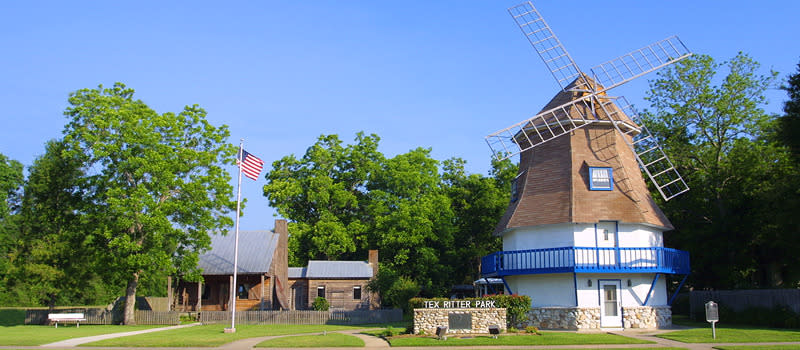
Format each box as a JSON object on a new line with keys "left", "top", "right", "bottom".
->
{"left": 0, "top": 153, "right": 23, "bottom": 302}
{"left": 442, "top": 157, "right": 515, "bottom": 284}
{"left": 6, "top": 140, "right": 115, "bottom": 306}
{"left": 368, "top": 147, "right": 455, "bottom": 295}
{"left": 264, "top": 132, "right": 512, "bottom": 305}
{"left": 265, "top": 132, "right": 383, "bottom": 264}
{"left": 62, "top": 83, "right": 237, "bottom": 324}
{"left": 0, "top": 153, "right": 23, "bottom": 222}
{"left": 779, "top": 62, "right": 800, "bottom": 160}
{"left": 642, "top": 53, "right": 798, "bottom": 288}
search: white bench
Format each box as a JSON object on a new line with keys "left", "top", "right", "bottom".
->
{"left": 48, "top": 313, "right": 87, "bottom": 328}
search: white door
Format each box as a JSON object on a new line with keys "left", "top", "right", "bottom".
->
{"left": 596, "top": 221, "right": 618, "bottom": 267}
{"left": 599, "top": 280, "right": 622, "bottom": 328}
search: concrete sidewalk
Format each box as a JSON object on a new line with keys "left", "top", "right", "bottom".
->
{"left": 9, "top": 325, "right": 800, "bottom": 350}
{"left": 40, "top": 323, "right": 201, "bottom": 347}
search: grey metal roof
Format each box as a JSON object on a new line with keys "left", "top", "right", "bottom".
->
{"left": 288, "top": 267, "right": 306, "bottom": 279}
{"left": 304, "top": 260, "right": 373, "bottom": 279}
{"left": 198, "top": 230, "right": 278, "bottom": 275}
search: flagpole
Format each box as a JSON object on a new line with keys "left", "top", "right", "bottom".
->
{"left": 226, "top": 139, "right": 244, "bottom": 333}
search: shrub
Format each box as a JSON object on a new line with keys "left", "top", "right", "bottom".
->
{"left": 525, "top": 325, "right": 541, "bottom": 335}
{"left": 311, "top": 297, "right": 329, "bottom": 311}
{"left": 507, "top": 327, "right": 519, "bottom": 333}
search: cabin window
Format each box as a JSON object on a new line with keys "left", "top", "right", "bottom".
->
{"left": 237, "top": 284, "right": 250, "bottom": 299}
{"left": 317, "top": 286, "right": 325, "bottom": 299}
{"left": 353, "top": 286, "right": 362, "bottom": 300}
{"left": 589, "top": 167, "right": 613, "bottom": 190}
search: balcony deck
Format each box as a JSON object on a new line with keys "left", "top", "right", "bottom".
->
{"left": 481, "top": 246, "right": 690, "bottom": 277}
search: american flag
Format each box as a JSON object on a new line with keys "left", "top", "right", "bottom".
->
{"left": 238, "top": 149, "right": 264, "bottom": 181}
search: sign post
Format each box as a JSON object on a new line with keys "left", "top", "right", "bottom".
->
{"left": 705, "top": 301, "right": 719, "bottom": 339}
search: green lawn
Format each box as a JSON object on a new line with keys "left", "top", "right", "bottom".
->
{"left": 255, "top": 333, "right": 364, "bottom": 348}
{"left": 715, "top": 346, "right": 800, "bottom": 350}
{"left": 659, "top": 326, "right": 800, "bottom": 343}
{"left": 387, "top": 332, "right": 653, "bottom": 347}
{"left": 85, "top": 324, "right": 378, "bottom": 347}
{"left": 0, "top": 325, "right": 163, "bottom": 346}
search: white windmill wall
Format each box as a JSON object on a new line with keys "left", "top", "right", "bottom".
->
{"left": 576, "top": 273, "right": 668, "bottom": 307}
{"left": 507, "top": 273, "right": 575, "bottom": 307}
{"left": 617, "top": 224, "right": 664, "bottom": 247}
{"left": 502, "top": 223, "right": 575, "bottom": 251}
{"left": 502, "top": 222, "right": 664, "bottom": 251}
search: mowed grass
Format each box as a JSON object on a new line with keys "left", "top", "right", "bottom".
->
{"left": 716, "top": 346, "right": 800, "bottom": 350}
{"left": 0, "top": 325, "right": 163, "bottom": 346}
{"left": 85, "top": 324, "right": 377, "bottom": 347}
{"left": 659, "top": 326, "right": 800, "bottom": 343}
{"left": 255, "top": 333, "right": 364, "bottom": 348}
{"left": 387, "top": 332, "right": 653, "bottom": 347}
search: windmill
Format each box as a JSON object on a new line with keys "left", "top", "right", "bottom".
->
{"left": 487, "top": 2, "right": 690, "bottom": 201}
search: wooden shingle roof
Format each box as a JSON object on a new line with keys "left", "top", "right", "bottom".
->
{"left": 494, "top": 79, "right": 672, "bottom": 234}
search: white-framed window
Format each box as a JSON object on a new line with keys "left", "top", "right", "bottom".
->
{"left": 589, "top": 167, "right": 613, "bottom": 191}
{"left": 510, "top": 172, "right": 522, "bottom": 202}
{"left": 353, "top": 286, "right": 362, "bottom": 300}
{"left": 317, "top": 286, "right": 325, "bottom": 299}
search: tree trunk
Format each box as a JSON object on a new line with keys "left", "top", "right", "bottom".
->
{"left": 123, "top": 271, "right": 139, "bottom": 325}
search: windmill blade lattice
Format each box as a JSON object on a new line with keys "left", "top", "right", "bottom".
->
{"left": 508, "top": 2, "right": 589, "bottom": 91}
{"left": 609, "top": 97, "right": 690, "bottom": 200}
{"left": 486, "top": 91, "right": 605, "bottom": 161}
{"left": 589, "top": 36, "right": 691, "bottom": 93}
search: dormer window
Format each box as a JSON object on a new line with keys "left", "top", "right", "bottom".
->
{"left": 510, "top": 172, "right": 524, "bottom": 202}
{"left": 589, "top": 167, "right": 613, "bottom": 191}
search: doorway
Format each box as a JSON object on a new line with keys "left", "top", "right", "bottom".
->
{"left": 599, "top": 280, "right": 622, "bottom": 328}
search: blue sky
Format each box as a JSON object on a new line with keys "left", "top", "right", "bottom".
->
{"left": 2, "top": 1, "right": 798, "bottom": 230}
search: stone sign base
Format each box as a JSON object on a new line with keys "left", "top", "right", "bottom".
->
{"left": 523, "top": 306, "right": 671, "bottom": 329}
{"left": 414, "top": 308, "right": 507, "bottom": 335}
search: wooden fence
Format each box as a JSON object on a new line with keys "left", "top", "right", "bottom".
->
{"left": 690, "top": 289, "right": 800, "bottom": 318}
{"left": 200, "top": 309, "right": 402, "bottom": 325}
{"left": 26, "top": 309, "right": 180, "bottom": 325}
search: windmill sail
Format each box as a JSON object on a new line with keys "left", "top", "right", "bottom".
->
{"left": 508, "top": 2, "right": 589, "bottom": 91}
{"left": 605, "top": 97, "right": 690, "bottom": 200}
{"left": 589, "top": 36, "right": 691, "bottom": 93}
{"left": 492, "top": 1, "right": 692, "bottom": 201}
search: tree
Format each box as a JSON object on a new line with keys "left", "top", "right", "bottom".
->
{"left": 642, "top": 53, "right": 797, "bottom": 288}
{"left": 264, "top": 132, "right": 383, "bottom": 265}
{"left": 367, "top": 147, "right": 455, "bottom": 296}
{"left": 778, "top": 62, "right": 800, "bottom": 160}
{"left": 0, "top": 153, "right": 23, "bottom": 303}
{"left": 4, "top": 140, "right": 113, "bottom": 307}
{"left": 62, "top": 83, "right": 236, "bottom": 324}
{"left": 442, "top": 157, "right": 515, "bottom": 284}
{"left": 264, "top": 132, "right": 512, "bottom": 303}
{"left": 0, "top": 153, "right": 23, "bottom": 222}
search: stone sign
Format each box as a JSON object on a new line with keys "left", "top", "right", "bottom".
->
{"left": 414, "top": 306, "right": 506, "bottom": 335}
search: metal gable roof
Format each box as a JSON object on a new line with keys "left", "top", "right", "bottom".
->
{"left": 288, "top": 267, "right": 307, "bottom": 279}
{"left": 305, "top": 260, "right": 373, "bottom": 279}
{"left": 198, "top": 230, "right": 279, "bottom": 275}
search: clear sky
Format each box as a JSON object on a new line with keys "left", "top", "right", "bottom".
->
{"left": 2, "top": 1, "right": 798, "bottom": 231}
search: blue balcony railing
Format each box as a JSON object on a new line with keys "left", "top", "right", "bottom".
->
{"left": 481, "top": 246, "right": 690, "bottom": 277}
